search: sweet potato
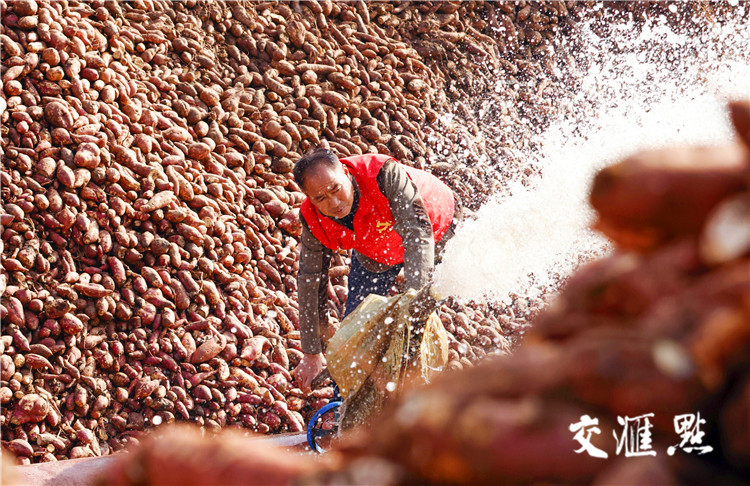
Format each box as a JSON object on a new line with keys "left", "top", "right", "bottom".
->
{"left": 240, "top": 336, "right": 271, "bottom": 364}
{"left": 1, "top": 354, "right": 16, "bottom": 381}
{"left": 11, "top": 394, "right": 49, "bottom": 425}
{"left": 181, "top": 333, "right": 197, "bottom": 359}
{"left": 177, "top": 270, "right": 200, "bottom": 296}
{"left": 108, "top": 256, "right": 128, "bottom": 287}
{"left": 590, "top": 144, "right": 748, "bottom": 251}
{"left": 74, "top": 282, "right": 111, "bottom": 298}
{"left": 5, "top": 296, "right": 25, "bottom": 326}
{"left": 97, "top": 424, "right": 319, "bottom": 485}
{"left": 73, "top": 142, "right": 101, "bottom": 169}
{"left": 133, "top": 377, "right": 160, "bottom": 400}
{"left": 6, "top": 439, "right": 34, "bottom": 457}
{"left": 188, "top": 369, "right": 218, "bottom": 388}
{"left": 59, "top": 313, "right": 84, "bottom": 335}
{"left": 190, "top": 334, "right": 227, "bottom": 364}
{"left": 201, "top": 280, "right": 221, "bottom": 306}
{"left": 24, "top": 353, "right": 54, "bottom": 370}
{"left": 139, "top": 191, "right": 176, "bottom": 212}
{"left": 11, "top": 327, "right": 32, "bottom": 352}
{"left": 230, "top": 367, "right": 260, "bottom": 391}
{"left": 728, "top": 100, "right": 750, "bottom": 148}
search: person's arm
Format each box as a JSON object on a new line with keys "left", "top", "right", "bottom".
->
{"left": 297, "top": 218, "right": 332, "bottom": 353}
{"left": 294, "top": 218, "right": 332, "bottom": 393}
{"left": 377, "top": 160, "right": 434, "bottom": 290}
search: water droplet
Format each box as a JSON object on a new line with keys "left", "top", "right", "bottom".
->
{"left": 653, "top": 340, "right": 694, "bottom": 379}
{"left": 152, "top": 415, "right": 163, "bottom": 426}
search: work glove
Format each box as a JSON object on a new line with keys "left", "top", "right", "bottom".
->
{"left": 408, "top": 284, "right": 440, "bottom": 323}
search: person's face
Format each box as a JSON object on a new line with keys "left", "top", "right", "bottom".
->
{"left": 302, "top": 163, "right": 354, "bottom": 219}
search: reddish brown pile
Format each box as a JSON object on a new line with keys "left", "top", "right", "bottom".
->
{"left": 1, "top": 0, "right": 586, "bottom": 463}
{"left": 93, "top": 424, "right": 320, "bottom": 486}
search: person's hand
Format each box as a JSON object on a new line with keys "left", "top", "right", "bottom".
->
{"left": 409, "top": 285, "right": 439, "bottom": 322}
{"left": 292, "top": 352, "right": 326, "bottom": 394}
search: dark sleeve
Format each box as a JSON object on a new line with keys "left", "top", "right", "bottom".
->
{"left": 377, "top": 160, "right": 434, "bottom": 290}
{"left": 297, "top": 216, "right": 332, "bottom": 354}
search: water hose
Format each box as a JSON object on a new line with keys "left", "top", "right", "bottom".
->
{"left": 306, "top": 400, "right": 342, "bottom": 453}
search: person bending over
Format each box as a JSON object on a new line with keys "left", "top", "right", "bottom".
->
{"left": 292, "top": 148, "right": 461, "bottom": 393}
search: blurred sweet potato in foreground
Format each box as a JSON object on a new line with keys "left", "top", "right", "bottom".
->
{"left": 589, "top": 144, "right": 747, "bottom": 252}
{"left": 2, "top": 449, "right": 18, "bottom": 484}
{"left": 95, "top": 425, "right": 323, "bottom": 486}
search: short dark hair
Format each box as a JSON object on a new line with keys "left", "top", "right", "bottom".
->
{"left": 293, "top": 147, "right": 341, "bottom": 189}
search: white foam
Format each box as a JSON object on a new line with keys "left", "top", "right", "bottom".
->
{"left": 431, "top": 9, "right": 750, "bottom": 304}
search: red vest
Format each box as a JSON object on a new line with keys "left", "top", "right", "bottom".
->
{"left": 300, "top": 154, "right": 455, "bottom": 265}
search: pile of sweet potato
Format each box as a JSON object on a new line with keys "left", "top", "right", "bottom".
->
{"left": 2, "top": 0, "right": 583, "bottom": 463}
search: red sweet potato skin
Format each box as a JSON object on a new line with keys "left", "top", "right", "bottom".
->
{"left": 95, "top": 425, "right": 320, "bottom": 486}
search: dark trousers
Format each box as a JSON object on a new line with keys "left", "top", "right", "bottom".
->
{"left": 343, "top": 255, "right": 403, "bottom": 318}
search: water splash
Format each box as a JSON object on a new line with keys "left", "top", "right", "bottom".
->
{"left": 432, "top": 7, "right": 750, "bottom": 304}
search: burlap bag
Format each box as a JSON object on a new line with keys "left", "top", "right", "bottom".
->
{"left": 325, "top": 289, "right": 449, "bottom": 429}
